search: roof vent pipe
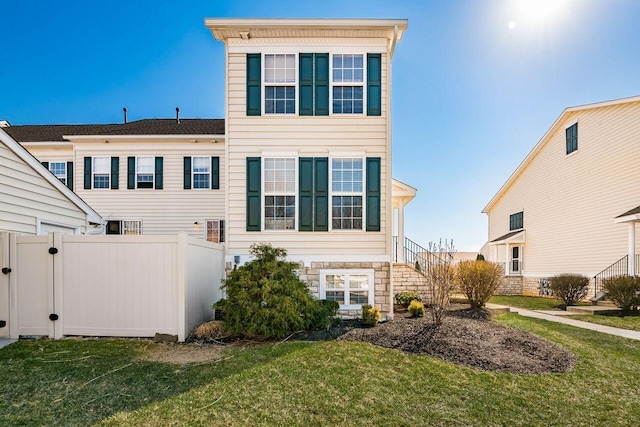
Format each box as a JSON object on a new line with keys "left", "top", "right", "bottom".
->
{"left": 123, "top": 107, "right": 127, "bottom": 124}
{"left": 176, "top": 107, "right": 180, "bottom": 124}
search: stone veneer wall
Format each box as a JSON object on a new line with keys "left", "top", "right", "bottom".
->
{"left": 495, "top": 276, "right": 523, "bottom": 295}
{"left": 297, "top": 262, "right": 391, "bottom": 318}
{"left": 392, "top": 263, "right": 431, "bottom": 301}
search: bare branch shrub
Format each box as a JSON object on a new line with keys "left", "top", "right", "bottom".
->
{"left": 456, "top": 260, "right": 504, "bottom": 308}
{"left": 425, "top": 240, "right": 456, "bottom": 325}
{"left": 550, "top": 273, "right": 590, "bottom": 308}
{"left": 603, "top": 276, "right": 640, "bottom": 312}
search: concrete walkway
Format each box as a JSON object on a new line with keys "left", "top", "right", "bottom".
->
{"left": 0, "top": 338, "right": 17, "bottom": 349}
{"left": 486, "top": 303, "right": 640, "bottom": 341}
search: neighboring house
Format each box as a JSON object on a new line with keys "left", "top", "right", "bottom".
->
{"left": 482, "top": 95, "right": 640, "bottom": 296}
{"left": 4, "top": 119, "right": 226, "bottom": 242}
{"left": 206, "top": 18, "right": 409, "bottom": 316}
{"left": 0, "top": 126, "right": 101, "bottom": 234}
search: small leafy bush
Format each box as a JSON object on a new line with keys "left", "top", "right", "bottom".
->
{"left": 395, "top": 291, "right": 422, "bottom": 307}
{"left": 215, "top": 244, "right": 333, "bottom": 339}
{"left": 550, "top": 274, "right": 590, "bottom": 308}
{"left": 603, "top": 276, "right": 640, "bottom": 312}
{"left": 476, "top": 254, "right": 485, "bottom": 261}
{"left": 306, "top": 299, "right": 340, "bottom": 330}
{"left": 456, "top": 260, "right": 504, "bottom": 308}
{"left": 362, "top": 304, "right": 381, "bottom": 326}
{"left": 408, "top": 300, "right": 425, "bottom": 317}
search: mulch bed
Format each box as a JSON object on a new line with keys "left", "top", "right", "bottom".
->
{"left": 298, "top": 306, "right": 577, "bottom": 374}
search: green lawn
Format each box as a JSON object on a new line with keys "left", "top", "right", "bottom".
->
{"left": 1, "top": 314, "right": 640, "bottom": 426}
{"left": 567, "top": 314, "right": 640, "bottom": 332}
{"left": 489, "top": 295, "right": 590, "bottom": 311}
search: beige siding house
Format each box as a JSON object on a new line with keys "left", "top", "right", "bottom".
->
{"left": 5, "top": 119, "right": 226, "bottom": 241}
{"left": 0, "top": 127, "right": 101, "bottom": 234}
{"left": 206, "top": 18, "right": 408, "bottom": 316}
{"left": 482, "top": 96, "right": 640, "bottom": 296}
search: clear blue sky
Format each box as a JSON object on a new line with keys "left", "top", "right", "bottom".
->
{"left": 2, "top": 0, "right": 639, "bottom": 250}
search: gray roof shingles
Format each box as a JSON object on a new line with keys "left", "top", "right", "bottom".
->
{"left": 490, "top": 230, "right": 524, "bottom": 243}
{"left": 3, "top": 119, "right": 225, "bottom": 142}
{"left": 616, "top": 205, "right": 640, "bottom": 218}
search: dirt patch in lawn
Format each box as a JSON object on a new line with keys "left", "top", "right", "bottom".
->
{"left": 301, "top": 306, "right": 577, "bottom": 374}
{"left": 137, "top": 342, "right": 229, "bottom": 364}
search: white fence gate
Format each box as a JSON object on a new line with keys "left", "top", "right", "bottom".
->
{"left": 2, "top": 232, "right": 224, "bottom": 342}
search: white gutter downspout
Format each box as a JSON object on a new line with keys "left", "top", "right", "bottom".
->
{"left": 388, "top": 25, "right": 399, "bottom": 320}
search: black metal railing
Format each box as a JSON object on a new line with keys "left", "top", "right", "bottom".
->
{"left": 393, "top": 236, "right": 446, "bottom": 272}
{"left": 593, "top": 254, "right": 640, "bottom": 296}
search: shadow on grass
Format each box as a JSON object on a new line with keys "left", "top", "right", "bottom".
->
{"left": 0, "top": 338, "right": 309, "bottom": 426}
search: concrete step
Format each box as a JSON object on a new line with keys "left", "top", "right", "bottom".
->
{"left": 566, "top": 305, "right": 621, "bottom": 315}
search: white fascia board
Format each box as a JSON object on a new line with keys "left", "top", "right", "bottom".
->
{"left": 614, "top": 214, "right": 640, "bottom": 223}
{"left": 0, "top": 129, "right": 102, "bottom": 224}
{"left": 63, "top": 134, "right": 225, "bottom": 141}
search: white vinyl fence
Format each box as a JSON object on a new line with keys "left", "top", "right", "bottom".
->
{"left": 0, "top": 232, "right": 224, "bottom": 342}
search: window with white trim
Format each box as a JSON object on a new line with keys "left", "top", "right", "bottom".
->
{"left": 331, "top": 158, "right": 364, "bottom": 230}
{"left": 49, "top": 162, "right": 67, "bottom": 185}
{"left": 92, "top": 157, "right": 110, "bottom": 189}
{"left": 264, "top": 158, "right": 296, "bottom": 230}
{"left": 206, "top": 220, "right": 225, "bottom": 243}
{"left": 264, "top": 54, "right": 296, "bottom": 114}
{"left": 106, "top": 220, "right": 142, "bottom": 235}
{"left": 320, "top": 269, "right": 375, "bottom": 309}
{"left": 332, "top": 54, "right": 364, "bottom": 114}
{"left": 136, "top": 157, "right": 154, "bottom": 189}
{"left": 192, "top": 156, "right": 211, "bottom": 189}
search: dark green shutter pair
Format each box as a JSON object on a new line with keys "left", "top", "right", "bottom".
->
{"left": 298, "top": 158, "right": 328, "bottom": 231}
{"left": 42, "top": 161, "right": 74, "bottom": 190}
{"left": 183, "top": 157, "right": 220, "bottom": 190}
{"left": 246, "top": 156, "right": 381, "bottom": 232}
{"left": 83, "top": 157, "right": 119, "bottom": 189}
{"left": 299, "top": 53, "right": 329, "bottom": 116}
{"left": 246, "top": 53, "right": 382, "bottom": 116}
{"left": 126, "top": 157, "right": 164, "bottom": 189}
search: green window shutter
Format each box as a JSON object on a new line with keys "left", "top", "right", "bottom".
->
{"left": 211, "top": 156, "right": 220, "bottom": 190}
{"left": 246, "top": 53, "right": 261, "bottom": 116}
{"left": 299, "top": 158, "right": 314, "bottom": 231}
{"left": 566, "top": 123, "right": 578, "bottom": 154}
{"left": 299, "top": 53, "right": 314, "bottom": 116}
{"left": 66, "top": 161, "right": 73, "bottom": 190}
{"left": 246, "top": 157, "right": 261, "bottom": 231}
{"left": 314, "top": 157, "right": 329, "bottom": 231}
{"left": 42, "top": 161, "right": 49, "bottom": 169}
{"left": 155, "top": 157, "right": 163, "bottom": 190}
{"left": 127, "top": 157, "right": 135, "bottom": 189}
{"left": 83, "top": 157, "right": 91, "bottom": 189}
{"left": 110, "top": 157, "right": 119, "bottom": 189}
{"left": 314, "top": 53, "right": 329, "bottom": 116}
{"left": 183, "top": 157, "right": 191, "bottom": 189}
{"left": 367, "top": 53, "right": 382, "bottom": 116}
{"left": 366, "top": 157, "right": 381, "bottom": 232}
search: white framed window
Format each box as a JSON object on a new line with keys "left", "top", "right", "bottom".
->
{"left": 320, "top": 269, "right": 375, "bottom": 310}
{"left": 264, "top": 53, "right": 296, "bottom": 114}
{"left": 106, "top": 220, "right": 142, "bottom": 235}
{"left": 330, "top": 158, "right": 364, "bottom": 230}
{"left": 49, "top": 161, "right": 67, "bottom": 185}
{"left": 192, "top": 156, "right": 211, "bottom": 189}
{"left": 92, "top": 157, "right": 110, "bottom": 189}
{"left": 136, "top": 157, "right": 154, "bottom": 189}
{"left": 331, "top": 54, "right": 365, "bottom": 114}
{"left": 206, "top": 219, "right": 225, "bottom": 243}
{"left": 263, "top": 158, "right": 296, "bottom": 230}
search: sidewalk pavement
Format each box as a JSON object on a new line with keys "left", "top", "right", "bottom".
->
{"left": 486, "top": 303, "right": 640, "bottom": 341}
{"left": 0, "top": 338, "right": 17, "bottom": 349}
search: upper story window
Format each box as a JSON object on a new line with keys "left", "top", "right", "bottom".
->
{"left": 566, "top": 123, "right": 578, "bottom": 155}
{"left": 93, "top": 157, "right": 111, "bottom": 189}
{"left": 332, "top": 54, "right": 364, "bottom": 114}
{"left": 193, "top": 156, "right": 211, "bottom": 189}
{"left": 264, "top": 158, "right": 296, "bottom": 230}
{"left": 331, "top": 158, "right": 364, "bottom": 230}
{"left": 510, "top": 211, "right": 523, "bottom": 231}
{"left": 135, "top": 157, "right": 154, "bottom": 189}
{"left": 49, "top": 162, "right": 67, "bottom": 185}
{"left": 264, "top": 54, "right": 296, "bottom": 114}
